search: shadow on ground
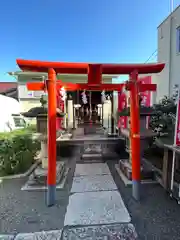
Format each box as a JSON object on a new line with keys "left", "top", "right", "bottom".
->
{"left": 108, "top": 160, "right": 180, "bottom": 240}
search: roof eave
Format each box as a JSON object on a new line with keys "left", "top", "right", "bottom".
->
{"left": 8, "top": 71, "right": 120, "bottom": 79}
{"left": 157, "top": 5, "right": 180, "bottom": 29}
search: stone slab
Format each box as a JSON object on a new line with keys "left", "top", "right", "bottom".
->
{"left": 21, "top": 168, "right": 69, "bottom": 191}
{"left": 71, "top": 175, "right": 117, "bottom": 193}
{"left": 63, "top": 224, "right": 138, "bottom": 240}
{"left": 0, "top": 235, "right": 14, "bottom": 240}
{"left": 14, "top": 230, "right": 62, "bottom": 240}
{"left": 74, "top": 163, "right": 111, "bottom": 176}
{"left": 64, "top": 191, "right": 131, "bottom": 226}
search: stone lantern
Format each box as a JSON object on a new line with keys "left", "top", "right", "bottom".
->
{"left": 118, "top": 98, "right": 157, "bottom": 183}
{"left": 22, "top": 106, "right": 65, "bottom": 169}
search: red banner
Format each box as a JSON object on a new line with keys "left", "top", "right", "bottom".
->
{"left": 175, "top": 98, "right": 180, "bottom": 146}
{"left": 139, "top": 76, "right": 151, "bottom": 128}
{"left": 139, "top": 76, "right": 151, "bottom": 106}
{"left": 56, "top": 90, "right": 64, "bottom": 130}
{"left": 118, "top": 91, "right": 127, "bottom": 129}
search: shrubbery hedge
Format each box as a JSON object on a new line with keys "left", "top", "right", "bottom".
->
{"left": 0, "top": 127, "right": 40, "bottom": 176}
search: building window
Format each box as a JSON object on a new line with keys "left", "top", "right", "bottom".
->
{"left": 177, "top": 27, "right": 180, "bottom": 53}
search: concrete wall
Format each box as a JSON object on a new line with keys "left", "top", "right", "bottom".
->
{"left": 157, "top": 5, "right": 180, "bottom": 101}
{"left": 20, "top": 99, "right": 41, "bottom": 112}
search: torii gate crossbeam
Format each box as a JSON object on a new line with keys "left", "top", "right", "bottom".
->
{"left": 16, "top": 59, "right": 165, "bottom": 206}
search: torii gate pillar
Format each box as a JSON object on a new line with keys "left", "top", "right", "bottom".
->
{"left": 47, "top": 68, "right": 57, "bottom": 206}
{"left": 129, "top": 71, "right": 141, "bottom": 200}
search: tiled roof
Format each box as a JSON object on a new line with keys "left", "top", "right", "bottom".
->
{"left": 0, "top": 82, "right": 17, "bottom": 93}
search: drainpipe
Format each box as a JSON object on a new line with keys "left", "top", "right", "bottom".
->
{"left": 168, "top": 16, "right": 173, "bottom": 97}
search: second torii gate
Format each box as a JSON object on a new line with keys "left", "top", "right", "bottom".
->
{"left": 16, "top": 59, "right": 165, "bottom": 206}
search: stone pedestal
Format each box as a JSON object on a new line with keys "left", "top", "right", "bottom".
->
{"left": 119, "top": 159, "right": 155, "bottom": 181}
{"left": 40, "top": 139, "right": 48, "bottom": 169}
{"left": 118, "top": 116, "right": 157, "bottom": 184}
{"left": 21, "top": 162, "right": 67, "bottom": 191}
{"left": 30, "top": 162, "right": 65, "bottom": 185}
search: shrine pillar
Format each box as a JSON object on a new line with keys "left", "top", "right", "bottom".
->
{"left": 103, "top": 97, "right": 112, "bottom": 132}
{"left": 97, "top": 104, "right": 102, "bottom": 124}
{"left": 64, "top": 97, "right": 67, "bottom": 129}
{"left": 67, "top": 97, "right": 74, "bottom": 129}
{"left": 111, "top": 92, "right": 115, "bottom": 134}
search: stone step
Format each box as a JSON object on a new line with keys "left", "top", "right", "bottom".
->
{"left": 80, "top": 153, "right": 103, "bottom": 163}
{"left": 82, "top": 153, "right": 102, "bottom": 158}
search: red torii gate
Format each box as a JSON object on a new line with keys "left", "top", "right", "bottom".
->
{"left": 16, "top": 59, "right": 165, "bottom": 206}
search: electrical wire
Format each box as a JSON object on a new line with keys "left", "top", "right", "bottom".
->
{"left": 144, "top": 50, "right": 157, "bottom": 63}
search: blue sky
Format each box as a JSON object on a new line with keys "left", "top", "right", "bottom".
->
{"left": 0, "top": 0, "right": 179, "bottom": 82}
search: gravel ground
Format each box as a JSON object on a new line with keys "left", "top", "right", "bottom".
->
{"left": 0, "top": 157, "right": 76, "bottom": 235}
{"left": 1, "top": 151, "right": 180, "bottom": 239}
{"left": 108, "top": 160, "right": 180, "bottom": 240}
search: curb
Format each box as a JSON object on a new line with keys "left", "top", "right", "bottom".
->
{"left": 0, "top": 229, "right": 62, "bottom": 240}
{"left": 0, "top": 160, "right": 41, "bottom": 180}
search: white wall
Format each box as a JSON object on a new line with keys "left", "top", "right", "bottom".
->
{"left": 18, "top": 84, "right": 44, "bottom": 99}
{"left": 157, "top": 6, "right": 180, "bottom": 101}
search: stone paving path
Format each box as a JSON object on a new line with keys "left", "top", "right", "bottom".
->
{"left": 0, "top": 163, "right": 137, "bottom": 239}
{"left": 65, "top": 163, "right": 131, "bottom": 226}
{"left": 63, "top": 163, "right": 138, "bottom": 239}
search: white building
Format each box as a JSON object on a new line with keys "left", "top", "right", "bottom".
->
{"left": 8, "top": 71, "right": 118, "bottom": 112}
{"left": 156, "top": 5, "right": 180, "bottom": 101}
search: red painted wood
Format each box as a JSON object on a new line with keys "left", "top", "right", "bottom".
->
{"left": 17, "top": 59, "right": 165, "bottom": 75}
{"left": 27, "top": 82, "right": 45, "bottom": 91}
{"left": 129, "top": 71, "right": 140, "bottom": 181}
{"left": 88, "top": 64, "right": 102, "bottom": 85}
{"left": 47, "top": 68, "right": 56, "bottom": 186}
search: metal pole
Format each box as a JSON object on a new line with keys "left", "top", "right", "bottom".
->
{"left": 90, "top": 91, "right": 92, "bottom": 121}
{"left": 47, "top": 68, "right": 57, "bottom": 206}
{"left": 130, "top": 71, "right": 141, "bottom": 201}
{"left": 102, "top": 104, "right": 103, "bottom": 126}
{"left": 170, "top": 0, "right": 174, "bottom": 13}
{"left": 73, "top": 105, "right": 75, "bottom": 129}
{"left": 170, "top": 87, "right": 180, "bottom": 194}
{"left": 111, "top": 91, "right": 114, "bottom": 134}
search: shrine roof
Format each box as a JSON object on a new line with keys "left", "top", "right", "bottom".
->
{"left": 8, "top": 71, "right": 119, "bottom": 83}
{"left": 21, "top": 107, "right": 64, "bottom": 118}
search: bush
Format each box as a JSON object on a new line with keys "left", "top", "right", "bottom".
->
{"left": 0, "top": 128, "right": 40, "bottom": 176}
{"left": 149, "top": 96, "right": 176, "bottom": 135}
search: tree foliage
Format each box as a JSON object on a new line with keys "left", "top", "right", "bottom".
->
{"left": 149, "top": 96, "right": 176, "bottom": 135}
{"left": 0, "top": 128, "right": 40, "bottom": 176}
